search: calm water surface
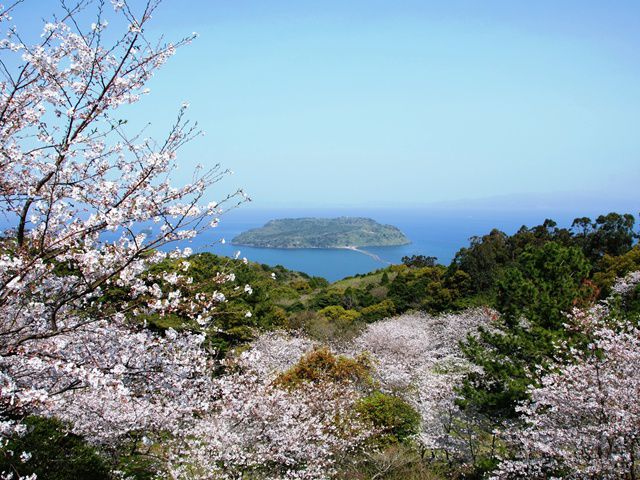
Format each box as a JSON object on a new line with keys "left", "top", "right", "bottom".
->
{"left": 2, "top": 204, "right": 633, "bottom": 282}
{"left": 181, "top": 207, "right": 603, "bottom": 282}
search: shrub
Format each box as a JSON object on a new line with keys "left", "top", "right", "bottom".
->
{"left": 356, "top": 392, "right": 421, "bottom": 445}
{"left": 276, "top": 348, "right": 371, "bottom": 388}
{"left": 318, "top": 305, "right": 361, "bottom": 323}
{"left": 360, "top": 300, "right": 397, "bottom": 323}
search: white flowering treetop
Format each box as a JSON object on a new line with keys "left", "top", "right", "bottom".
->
{"left": 169, "top": 331, "right": 374, "bottom": 480}
{"left": 0, "top": 0, "right": 247, "bottom": 475}
{"left": 349, "top": 309, "right": 495, "bottom": 460}
{"left": 494, "top": 274, "right": 640, "bottom": 479}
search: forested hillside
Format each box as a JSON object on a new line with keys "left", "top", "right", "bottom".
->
{"left": 6, "top": 209, "right": 638, "bottom": 479}
{"left": 1, "top": 1, "right": 639, "bottom": 479}
{"left": 232, "top": 217, "right": 410, "bottom": 248}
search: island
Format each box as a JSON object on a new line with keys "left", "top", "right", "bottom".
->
{"left": 232, "top": 217, "right": 411, "bottom": 248}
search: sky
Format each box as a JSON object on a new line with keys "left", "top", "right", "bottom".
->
{"left": 22, "top": 1, "right": 640, "bottom": 209}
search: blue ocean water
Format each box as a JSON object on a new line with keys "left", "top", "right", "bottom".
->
{"left": 2, "top": 204, "right": 635, "bottom": 282}
{"left": 182, "top": 207, "right": 610, "bottom": 282}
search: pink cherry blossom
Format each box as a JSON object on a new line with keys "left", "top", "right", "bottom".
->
{"left": 0, "top": 1, "right": 246, "bottom": 476}
{"left": 494, "top": 276, "right": 640, "bottom": 479}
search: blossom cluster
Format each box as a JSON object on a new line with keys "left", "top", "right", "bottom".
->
{"left": 349, "top": 309, "right": 494, "bottom": 453}
{"left": 494, "top": 274, "right": 640, "bottom": 479}
{"left": 169, "top": 331, "right": 373, "bottom": 479}
{"left": 611, "top": 270, "right": 640, "bottom": 295}
{"left": 0, "top": 1, "right": 247, "bottom": 476}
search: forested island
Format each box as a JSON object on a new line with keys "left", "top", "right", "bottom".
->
{"left": 232, "top": 217, "right": 411, "bottom": 248}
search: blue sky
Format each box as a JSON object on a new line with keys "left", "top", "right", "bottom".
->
{"left": 25, "top": 1, "right": 640, "bottom": 208}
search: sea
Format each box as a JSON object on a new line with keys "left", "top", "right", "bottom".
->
{"left": 2, "top": 202, "right": 635, "bottom": 282}
{"left": 179, "top": 205, "right": 631, "bottom": 282}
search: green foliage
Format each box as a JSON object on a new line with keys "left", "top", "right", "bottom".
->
{"left": 496, "top": 242, "right": 591, "bottom": 329}
{"left": 0, "top": 416, "right": 112, "bottom": 480}
{"left": 276, "top": 348, "right": 371, "bottom": 388}
{"left": 308, "top": 290, "right": 345, "bottom": 310}
{"left": 356, "top": 392, "right": 421, "bottom": 445}
{"left": 461, "top": 242, "right": 592, "bottom": 417}
{"left": 322, "top": 265, "right": 471, "bottom": 319}
{"left": 387, "top": 266, "right": 441, "bottom": 311}
{"left": 580, "top": 212, "right": 637, "bottom": 260}
{"left": 387, "top": 265, "right": 468, "bottom": 313}
{"left": 232, "top": 217, "right": 410, "bottom": 248}
{"left": 360, "top": 299, "right": 396, "bottom": 322}
{"left": 451, "top": 229, "right": 510, "bottom": 293}
{"left": 115, "top": 450, "right": 163, "bottom": 480}
{"left": 451, "top": 213, "right": 637, "bottom": 298}
{"left": 308, "top": 276, "right": 330, "bottom": 289}
{"left": 593, "top": 245, "right": 640, "bottom": 295}
{"left": 285, "top": 309, "right": 362, "bottom": 341}
{"left": 620, "top": 283, "right": 640, "bottom": 318}
{"left": 318, "top": 305, "right": 361, "bottom": 323}
{"left": 402, "top": 255, "right": 438, "bottom": 268}
{"left": 146, "top": 253, "right": 322, "bottom": 354}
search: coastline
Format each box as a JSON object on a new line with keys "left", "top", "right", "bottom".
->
{"left": 338, "top": 246, "right": 394, "bottom": 265}
{"left": 230, "top": 242, "right": 402, "bottom": 265}
{"left": 230, "top": 241, "right": 411, "bottom": 250}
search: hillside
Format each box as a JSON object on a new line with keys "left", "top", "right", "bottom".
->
{"left": 232, "top": 217, "right": 411, "bottom": 248}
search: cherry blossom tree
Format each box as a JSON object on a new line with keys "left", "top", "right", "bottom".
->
{"left": 350, "top": 309, "right": 496, "bottom": 464}
{"left": 612, "top": 270, "right": 640, "bottom": 296}
{"left": 169, "top": 332, "right": 374, "bottom": 480}
{"left": 239, "top": 330, "right": 318, "bottom": 375}
{"left": 494, "top": 275, "right": 640, "bottom": 479}
{"left": 0, "top": 0, "right": 247, "bottom": 474}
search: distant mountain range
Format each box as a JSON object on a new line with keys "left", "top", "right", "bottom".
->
{"left": 232, "top": 217, "right": 410, "bottom": 248}
{"left": 405, "top": 191, "right": 639, "bottom": 214}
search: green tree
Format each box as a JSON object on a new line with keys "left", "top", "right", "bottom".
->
{"left": 451, "top": 229, "right": 510, "bottom": 292}
{"left": 461, "top": 242, "right": 592, "bottom": 417}
{"left": 589, "top": 212, "right": 636, "bottom": 259}
{"left": 276, "top": 348, "right": 371, "bottom": 388}
{"left": 572, "top": 213, "right": 637, "bottom": 261}
{"left": 496, "top": 242, "right": 591, "bottom": 329}
{"left": 318, "top": 305, "right": 361, "bottom": 323}
{"left": 593, "top": 245, "right": 640, "bottom": 295}
{"left": 571, "top": 216, "right": 594, "bottom": 237}
{"left": 360, "top": 299, "right": 397, "bottom": 322}
{"left": 356, "top": 392, "right": 421, "bottom": 445}
{"left": 401, "top": 255, "right": 438, "bottom": 268}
